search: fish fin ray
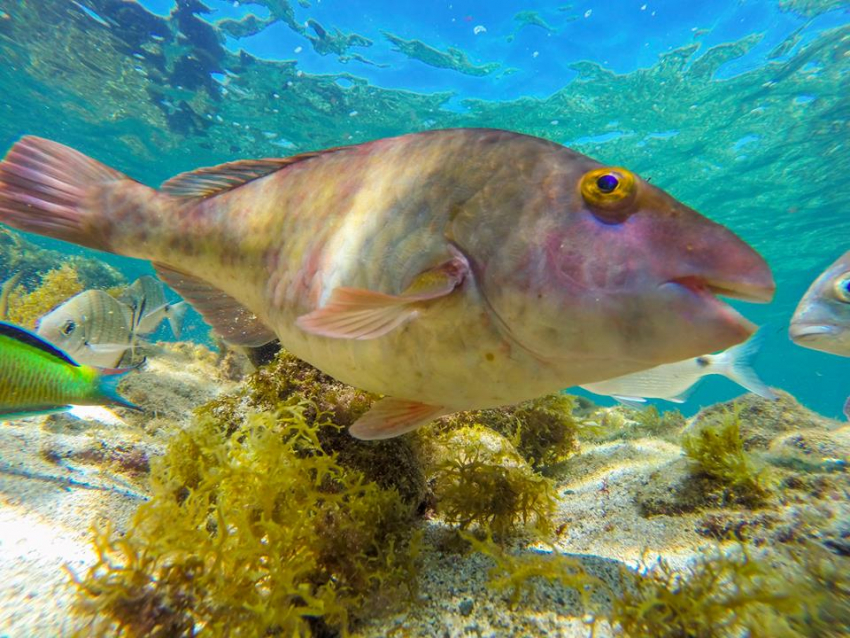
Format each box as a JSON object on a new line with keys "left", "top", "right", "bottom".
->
{"left": 0, "top": 320, "right": 80, "bottom": 366}
{"left": 349, "top": 398, "right": 447, "bottom": 440}
{"left": 166, "top": 301, "right": 189, "bottom": 338}
{"left": 97, "top": 366, "right": 142, "bottom": 412}
{"left": 153, "top": 263, "right": 276, "bottom": 346}
{"left": 296, "top": 255, "right": 468, "bottom": 340}
{"left": 160, "top": 147, "right": 350, "bottom": 198}
{"left": 0, "top": 136, "right": 130, "bottom": 252}
{"left": 719, "top": 329, "right": 777, "bottom": 400}
{"left": 613, "top": 395, "right": 648, "bottom": 409}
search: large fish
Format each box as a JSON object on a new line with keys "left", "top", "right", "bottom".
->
{"left": 790, "top": 251, "right": 850, "bottom": 357}
{"left": 118, "top": 275, "right": 188, "bottom": 337}
{"left": 0, "top": 320, "right": 138, "bottom": 418}
{"left": 36, "top": 289, "right": 134, "bottom": 368}
{"left": 0, "top": 130, "right": 775, "bottom": 438}
{"left": 579, "top": 331, "right": 776, "bottom": 406}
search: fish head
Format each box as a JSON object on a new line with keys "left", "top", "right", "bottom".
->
{"left": 452, "top": 153, "right": 775, "bottom": 374}
{"left": 36, "top": 296, "right": 89, "bottom": 355}
{"left": 789, "top": 251, "right": 850, "bottom": 357}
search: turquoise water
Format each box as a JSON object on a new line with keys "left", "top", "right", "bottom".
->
{"left": 0, "top": 0, "right": 847, "bottom": 417}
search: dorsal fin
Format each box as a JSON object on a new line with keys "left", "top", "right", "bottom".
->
{"left": 160, "top": 147, "right": 349, "bottom": 199}
{"left": 0, "top": 320, "right": 79, "bottom": 366}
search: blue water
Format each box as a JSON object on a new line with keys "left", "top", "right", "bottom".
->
{"left": 0, "top": 0, "right": 847, "bottom": 417}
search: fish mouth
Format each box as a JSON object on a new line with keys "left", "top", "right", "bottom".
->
{"left": 666, "top": 275, "right": 775, "bottom": 304}
{"left": 789, "top": 324, "right": 835, "bottom": 342}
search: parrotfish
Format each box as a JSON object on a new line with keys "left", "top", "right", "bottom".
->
{"left": 0, "top": 320, "right": 139, "bottom": 418}
{"left": 118, "top": 275, "right": 188, "bottom": 337}
{"left": 789, "top": 250, "right": 849, "bottom": 421}
{"left": 790, "top": 251, "right": 850, "bottom": 357}
{"left": 0, "top": 129, "right": 775, "bottom": 438}
{"left": 37, "top": 289, "right": 134, "bottom": 368}
{"left": 580, "top": 331, "right": 776, "bottom": 406}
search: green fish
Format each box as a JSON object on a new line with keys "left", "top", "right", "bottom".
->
{"left": 0, "top": 320, "right": 140, "bottom": 419}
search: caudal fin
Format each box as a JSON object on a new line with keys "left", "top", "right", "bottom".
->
{"left": 716, "top": 329, "right": 778, "bottom": 400}
{"left": 166, "top": 301, "right": 189, "bottom": 339}
{"left": 96, "top": 362, "right": 145, "bottom": 412}
{"left": 0, "top": 136, "right": 129, "bottom": 252}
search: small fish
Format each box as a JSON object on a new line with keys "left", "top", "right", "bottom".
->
{"left": 580, "top": 331, "right": 777, "bottom": 406}
{"left": 36, "top": 289, "right": 134, "bottom": 368}
{"left": 118, "top": 275, "right": 188, "bottom": 337}
{"left": 0, "top": 131, "right": 774, "bottom": 439}
{"left": 844, "top": 396, "right": 849, "bottom": 421}
{"left": 0, "top": 320, "right": 139, "bottom": 418}
{"left": 789, "top": 250, "right": 850, "bottom": 357}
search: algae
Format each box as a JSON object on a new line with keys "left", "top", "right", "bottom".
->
{"left": 682, "top": 408, "right": 773, "bottom": 506}
{"left": 71, "top": 408, "right": 420, "bottom": 637}
{"left": 5, "top": 263, "right": 84, "bottom": 329}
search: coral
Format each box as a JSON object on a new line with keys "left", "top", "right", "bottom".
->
{"left": 426, "top": 426, "right": 557, "bottom": 538}
{"left": 608, "top": 539, "right": 850, "bottom": 638}
{"left": 70, "top": 408, "right": 420, "bottom": 637}
{"left": 434, "top": 394, "right": 581, "bottom": 469}
{"left": 682, "top": 408, "right": 772, "bottom": 506}
{"left": 196, "top": 349, "right": 427, "bottom": 511}
{"left": 5, "top": 263, "right": 84, "bottom": 328}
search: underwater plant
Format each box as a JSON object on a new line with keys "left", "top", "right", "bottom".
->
{"left": 464, "top": 533, "right": 606, "bottom": 614}
{"left": 427, "top": 425, "right": 557, "bottom": 538}
{"left": 608, "top": 539, "right": 850, "bottom": 638}
{"left": 71, "top": 407, "right": 421, "bottom": 637}
{"left": 682, "top": 408, "right": 772, "bottom": 506}
{"left": 4, "top": 263, "right": 83, "bottom": 328}
{"left": 433, "top": 394, "right": 581, "bottom": 469}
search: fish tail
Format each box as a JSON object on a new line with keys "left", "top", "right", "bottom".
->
{"left": 0, "top": 136, "right": 151, "bottom": 253}
{"left": 717, "top": 329, "right": 777, "bottom": 400}
{"left": 96, "top": 362, "right": 144, "bottom": 412}
{"left": 167, "top": 301, "right": 189, "bottom": 339}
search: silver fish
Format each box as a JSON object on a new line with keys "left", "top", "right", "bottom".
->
{"left": 118, "top": 275, "right": 187, "bottom": 337}
{"left": 789, "top": 250, "right": 850, "bottom": 357}
{"left": 580, "top": 331, "right": 776, "bottom": 406}
{"left": 36, "top": 290, "right": 133, "bottom": 368}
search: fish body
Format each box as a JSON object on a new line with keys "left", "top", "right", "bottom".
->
{"left": 0, "top": 129, "right": 775, "bottom": 438}
{"left": 118, "top": 275, "right": 188, "bottom": 337}
{"left": 580, "top": 331, "right": 776, "bottom": 405}
{"left": 0, "top": 320, "right": 138, "bottom": 418}
{"left": 790, "top": 251, "right": 850, "bottom": 357}
{"left": 36, "top": 289, "right": 133, "bottom": 368}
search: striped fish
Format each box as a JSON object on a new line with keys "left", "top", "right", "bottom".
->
{"left": 118, "top": 275, "right": 187, "bottom": 337}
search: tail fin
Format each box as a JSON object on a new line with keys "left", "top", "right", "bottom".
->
{"left": 167, "top": 301, "right": 189, "bottom": 339}
{"left": 96, "top": 361, "right": 145, "bottom": 412}
{"left": 715, "top": 330, "right": 778, "bottom": 400}
{"left": 0, "top": 136, "right": 128, "bottom": 251}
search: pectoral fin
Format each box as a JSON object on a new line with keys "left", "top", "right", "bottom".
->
{"left": 349, "top": 398, "right": 447, "bottom": 440}
{"left": 296, "top": 255, "right": 468, "bottom": 340}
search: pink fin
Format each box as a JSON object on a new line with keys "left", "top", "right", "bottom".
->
{"left": 161, "top": 147, "right": 350, "bottom": 198}
{"left": 154, "top": 263, "right": 276, "bottom": 346}
{"left": 349, "top": 398, "right": 447, "bottom": 440}
{"left": 0, "top": 136, "right": 127, "bottom": 251}
{"left": 296, "top": 255, "right": 468, "bottom": 340}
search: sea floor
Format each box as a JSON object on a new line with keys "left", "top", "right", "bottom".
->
{"left": 0, "top": 342, "right": 847, "bottom": 637}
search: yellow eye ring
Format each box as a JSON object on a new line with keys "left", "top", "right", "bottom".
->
{"left": 580, "top": 167, "right": 638, "bottom": 213}
{"left": 834, "top": 273, "right": 850, "bottom": 303}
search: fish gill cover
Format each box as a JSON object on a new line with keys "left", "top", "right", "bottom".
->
{"left": 0, "top": 0, "right": 847, "bottom": 411}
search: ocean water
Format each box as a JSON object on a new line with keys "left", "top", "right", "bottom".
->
{"left": 0, "top": 0, "right": 847, "bottom": 419}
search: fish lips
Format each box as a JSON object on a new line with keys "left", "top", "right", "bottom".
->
{"left": 659, "top": 275, "right": 773, "bottom": 347}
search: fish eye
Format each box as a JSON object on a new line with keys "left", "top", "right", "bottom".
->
{"left": 834, "top": 273, "right": 850, "bottom": 303}
{"left": 596, "top": 174, "right": 619, "bottom": 193}
{"left": 62, "top": 320, "right": 76, "bottom": 335}
{"left": 580, "top": 166, "right": 638, "bottom": 222}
